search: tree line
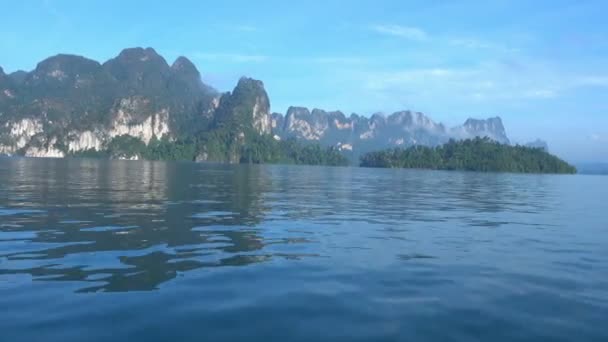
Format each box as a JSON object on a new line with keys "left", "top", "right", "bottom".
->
{"left": 360, "top": 137, "right": 576, "bottom": 174}
{"left": 70, "top": 133, "right": 349, "bottom": 167}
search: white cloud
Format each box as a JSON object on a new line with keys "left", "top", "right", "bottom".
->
{"left": 192, "top": 53, "right": 269, "bottom": 63}
{"left": 350, "top": 61, "right": 578, "bottom": 105}
{"left": 370, "top": 25, "right": 429, "bottom": 41}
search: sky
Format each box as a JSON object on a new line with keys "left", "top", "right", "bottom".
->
{"left": 1, "top": 0, "right": 607, "bottom": 162}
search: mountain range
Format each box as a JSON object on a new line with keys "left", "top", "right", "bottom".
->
{"left": 271, "top": 108, "right": 509, "bottom": 157}
{"left": 1, "top": 47, "right": 528, "bottom": 160}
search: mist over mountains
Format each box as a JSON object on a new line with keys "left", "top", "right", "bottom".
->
{"left": 1, "top": 47, "right": 535, "bottom": 159}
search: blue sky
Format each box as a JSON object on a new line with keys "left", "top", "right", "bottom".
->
{"left": 1, "top": 0, "right": 607, "bottom": 162}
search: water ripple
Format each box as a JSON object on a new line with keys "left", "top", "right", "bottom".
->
{"left": 0, "top": 159, "right": 607, "bottom": 341}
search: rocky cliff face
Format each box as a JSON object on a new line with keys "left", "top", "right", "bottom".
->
{"left": 272, "top": 108, "right": 506, "bottom": 155}
{"left": 213, "top": 77, "right": 272, "bottom": 135}
{"left": 0, "top": 118, "right": 44, "bottom": 155}
{"left": 525, "top": 139, "right": 549, "bottom": 152}
{"left": 1, "top": 47, "right": 516, "bottom": 160}
{"left": 451, "top": 117, "right": 510, "bottom": 145}
{"left": 0, "top": 48, "right": 218, "bottom": 157}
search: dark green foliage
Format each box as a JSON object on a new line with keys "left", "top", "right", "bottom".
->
{"left": 145, "top": 137, "right": 197, "bottom": 161}
{"left": 69, "top": 135, "right": 197, "bottom": 161}
{"left": 197, "top": 126, "right": 349, "bottom": 166}
{"left": 68, "top": 132, "right": 348, "bottom": 167}
{"left": 69, "top": 148, "right": 109, "bottom": 159}
{"left": 213, "top": 77, "right": 269, "bottom": 132}
{"left": 0, "top": 48, "right": 218, "bottom": 137}
{"left": 275, "top": 138, "right": 349, "bottom": 166}
{"left": 107, "top": 135, "right": 147, "bottom": 158}
{"left": 360, "top": 137, "right": 577, "bottom": 174}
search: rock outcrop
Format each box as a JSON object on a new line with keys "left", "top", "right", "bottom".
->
{"left": 452, "top": 117, "right": 510, "bottom": 145}
{"left": 213, "top": 77, "right": 272, "bottom": 135}
{"left": 272, "top": 108, "right": 507, "bottom": 155}
{"left": 1, "top": 47, "right": 519, "bottom": 160}
{"left": 0, "top": 47, "right": 218, "bottom": 157}
{"left": 525, "top": 139, "right": 549, "bottom": 152}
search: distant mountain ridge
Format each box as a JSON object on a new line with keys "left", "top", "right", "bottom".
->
{"left": 271, "top": 108, "right": 510, "bottom": 156}
{"left": 2, "top": 47, "right": 514, "bottom": 159}
{"left": 525, "top": 139, "right": 549, "bottom": 152}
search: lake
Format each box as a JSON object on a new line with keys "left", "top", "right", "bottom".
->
{"left": 1, "top": 157, "right": 607, "bottom": 341}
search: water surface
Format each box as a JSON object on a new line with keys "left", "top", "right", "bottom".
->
{"left": 1, "top": 157, "right": 607, "bottom": 341}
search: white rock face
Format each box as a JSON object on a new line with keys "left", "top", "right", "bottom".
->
{"left": 9, "top": 118, "right": 43, "bottom": 138}
{"left": 451, "top": 117, "right": 509, "bottom": 144}
{"left": 358, "top": 114, "right": 385, "bottom": 140}
{"left": 211, "top": 97, "right": 220, "bottom": 109}
{"left": 359, "top": 130, "right": 374, "bottom": 140}
{"left": 0, "top": 119, "right": 44, "bottom": 154}
{"left": 48, "top": 69, "right": 66, "bottom": 80}
{"left": 0, "top": 145, "right": 14, "bottom": 155}
{"left": 282, "top": 107, "right": 334, "bottom": 140}
{"left": 24, "top": 138, "right": 65, "bottom": 158}
{"left": 334, "top": 119, "right": 352, "bottom": 130}
{"left": 389, "top": 111, "right": 445, "bottom": 133}
{"left": 273, "top": 107, "right": 512, "bottom": 153}
{"left": 287, "top": 118, "right": 324, "bottom": 140}
{"left": 64, "top": 99, "right": 171, "bottom": 153}
{"left": 117, "top": 155, "right": 140, "bottom": 161}
{"left": 68, "top": 130, "right": 104, "bottom": 152}
{"left": 0, "top": 98, "right": 173, "bottom": 158}
{"left": 252, "top": 98, "right": 272, "bottom": 135}
{"left": 337, "top": 142, "right": 353, "bottom": 151}
{"left": 110, "top": 102, "right": 170, "bottom": 144}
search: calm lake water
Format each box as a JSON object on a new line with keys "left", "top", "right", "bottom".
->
{"left": 1, "top": 157, "right": 607, "bottom": 341}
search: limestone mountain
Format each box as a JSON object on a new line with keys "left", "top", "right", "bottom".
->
{"left": 0, "top": 48, "right": 219, "bottom": 157}
{"left": 525, "top": 139, "right": 549, "bottom": 152}
{"left": 213, "top": 77, "right": 272, "bottom": 135}
{"left": 2, "top": 46, "right": 516, "bottom": 161}
{"left": 271, "top": 108, "right": 510, "bottom": 156}
{"left": 452, "top": 117, "right": 509, "bottom": 145}
{"left": 8, "top": 70, "right": 28, "bottom": 85}
{"left": 194, "top": 77, "right": 274, "bottom": 164}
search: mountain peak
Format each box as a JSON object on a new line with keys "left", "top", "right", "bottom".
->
{"left": 236, "top": 76, "right": 264, "bottom": 90}
{"left": 116, "top": 47, "right": 163, "bottom": 62}
{"left": 286, "top": 106, "right": 310, "bottom": 115}
{"left": 214, "top": 76, "right": 272, "bottom": 135}
{"left": 169, "top": 56, "right": 204, "bottom": 90}
{"left": 0, "top": 67, "right": 7, "bottom": 88}
{"left": 464, "top": 116, "right": 503, "bottom": 126}
{"left": 232, "top": 77, "right": 269, "bottom": 105}
{"left": 458, "top": 116, "right": 509, "bottom": 144}
{"left": 525, "top": 139, "right": 549, "bottom": 152}
{"left": 9, "top": 71, "right": 28, "bottom": 85}
{"left": 104, "top": 47, "right": 170, "bottom": 76}
{"left": 171, "top": 56, "right": 198, "bottom": 74}
{"left": 370, "top": 112, "right": 386, "bottom": 124}
{"left": 34, "top": 54, "right": 101, "bottom": 77}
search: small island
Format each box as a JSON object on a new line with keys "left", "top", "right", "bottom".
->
{"left": 360, "top": 137, "right": 577, "bottom": 174}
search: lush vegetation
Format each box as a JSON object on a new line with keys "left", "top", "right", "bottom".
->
{"left": 69, "top": 134, "right": 349, "bottom": 166}
{"left": 360, "top": 137, "right": 577, "bottom": 174}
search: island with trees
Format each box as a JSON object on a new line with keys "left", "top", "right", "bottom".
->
{"left": 359, "top": 137, "right": 577, "bottom": 174}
